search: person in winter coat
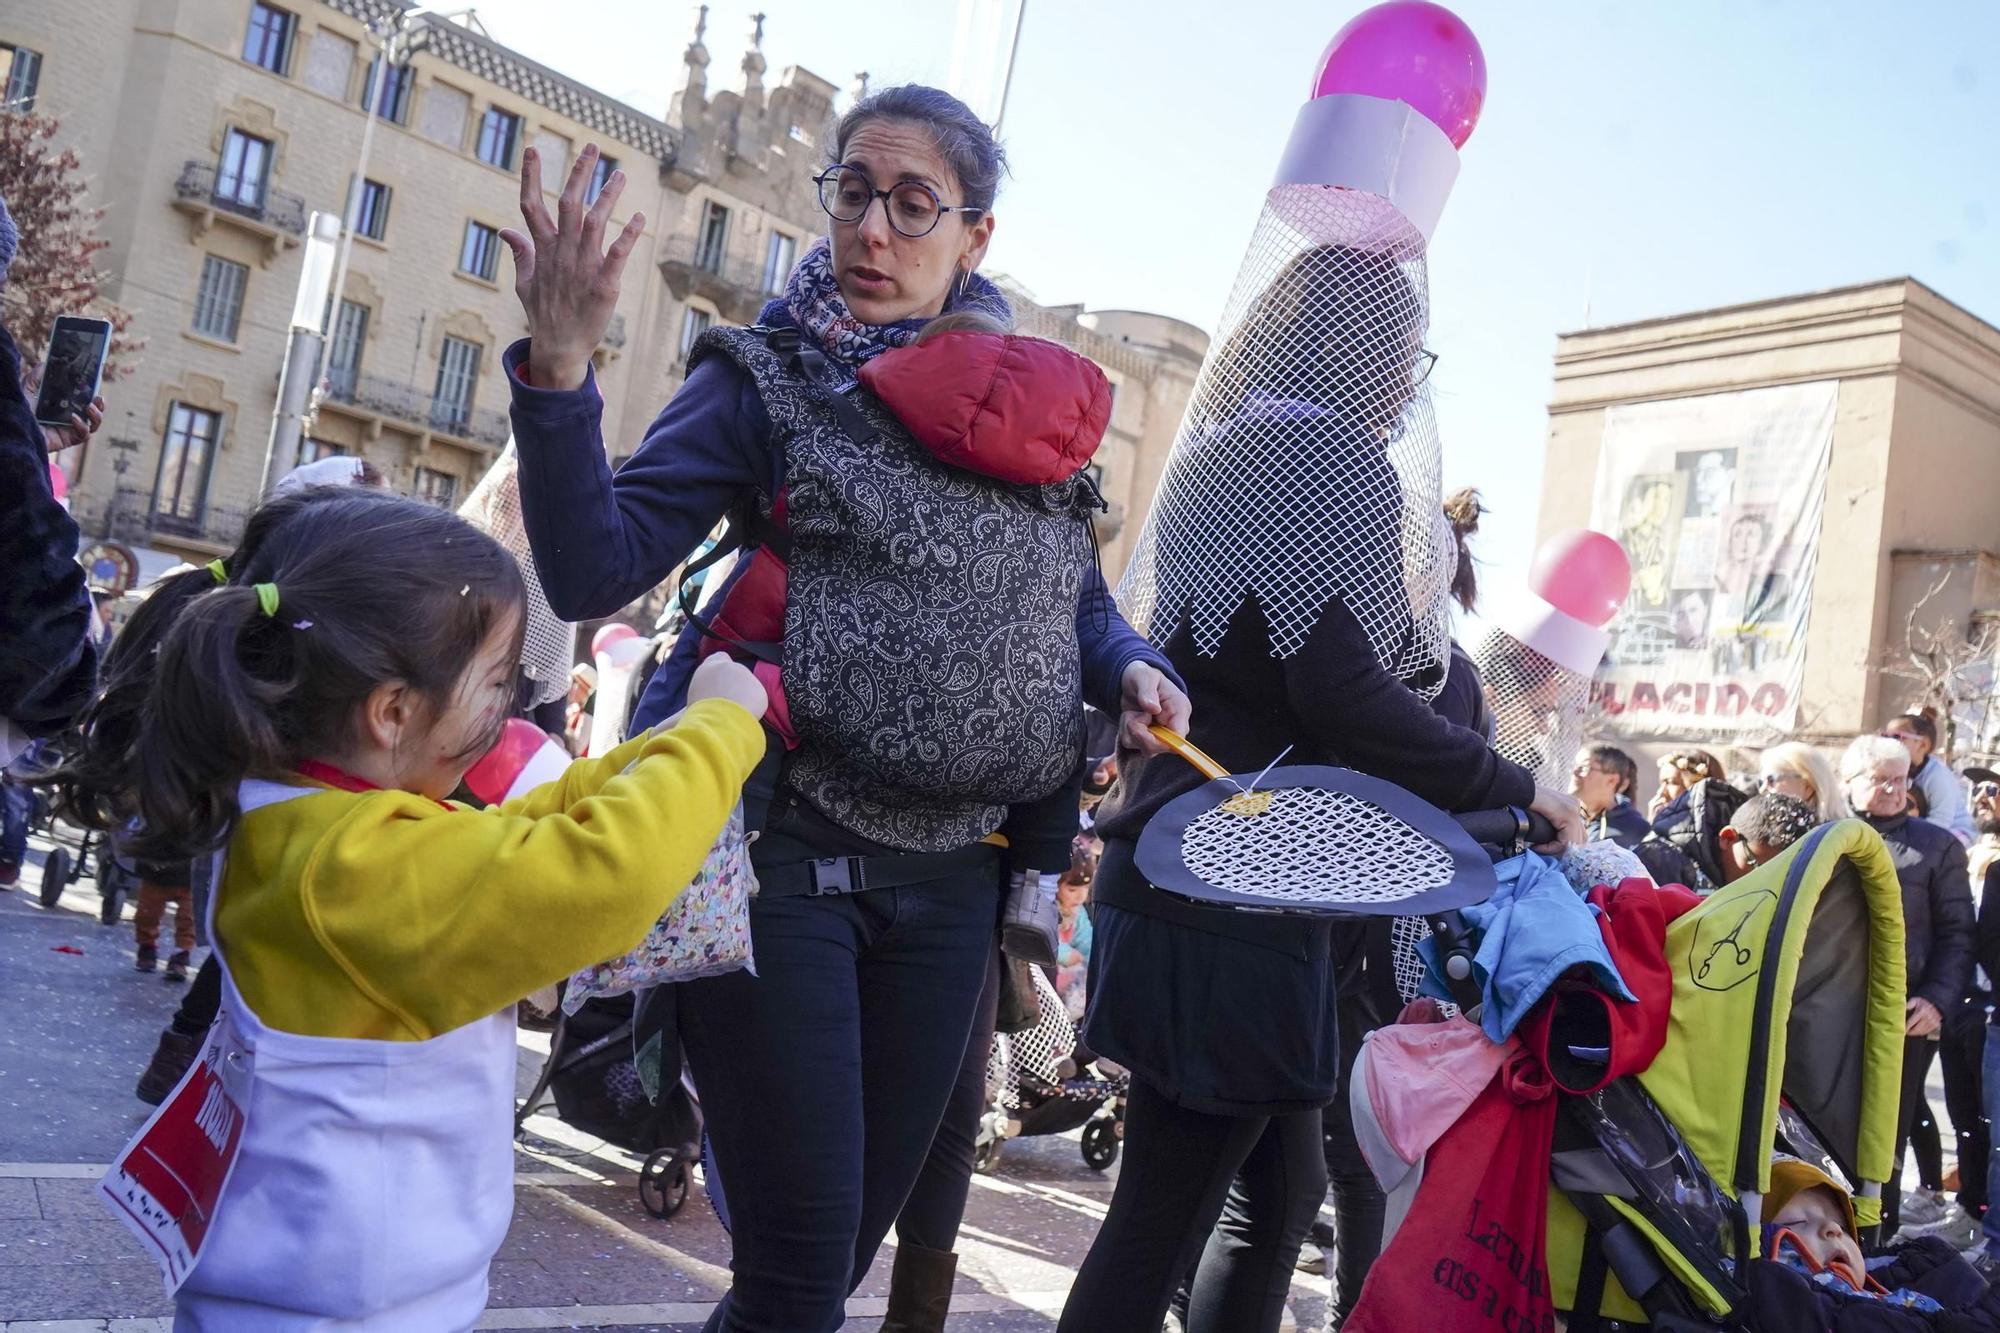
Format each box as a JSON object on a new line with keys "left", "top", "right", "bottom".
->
{"left": 1635, "top": 774, "right": 1748, "bottom": 892}
{"left": 1885, "top": 710, "right": 1978, "bottom": 847}
{"left": 1060, "top": 241, "right": 1582, "bottom": 1333}
{"left": 0, "top": 192, "right": 103, "bottom": 774}
{"left": 1648, "top": 748, "right": 1727, "bottom": 825}
{"left": 498, "top": 86, "right": 1188, "bottom": 1332}
{"left": 1572, "top": 744, "right": 1652, "bottom": 848}
{"left": 1844, "top": 734, "right": 1977, "bottom": 1237}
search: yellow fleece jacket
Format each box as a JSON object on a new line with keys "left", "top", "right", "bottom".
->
{"left": 212, "top": 699, "right": 767, "bottom": 1041}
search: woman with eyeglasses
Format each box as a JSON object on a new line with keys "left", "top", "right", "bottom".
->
{"left": 1756, "top": 741, "right": 1842, "bottom": 824}
{"left": 1841, "top": 733, "right": 1975, "bottom": 1238}
{"left": 497, "top": 85, "right": 1190, "bottom": 1331}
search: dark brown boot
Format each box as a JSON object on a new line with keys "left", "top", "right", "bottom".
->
{"left": 135, "top": 1026, "right": 202, "bottom": 1105}
{"left": 879, "top": 1242, "right": 957, "bottom": 1333}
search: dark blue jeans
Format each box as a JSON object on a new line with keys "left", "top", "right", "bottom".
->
{"left": 679, "top": 871, "right": 999, "bottom": 1332}
{"left": 0, "top": 782, "right": 31, "bottom": 868}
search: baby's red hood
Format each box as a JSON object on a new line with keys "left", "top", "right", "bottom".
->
{"left": 858, "top": 330, "right": 1111, "bottom": 487}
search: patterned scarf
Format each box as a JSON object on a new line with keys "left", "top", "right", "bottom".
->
{"left": 775, "top": 236, "right": 1011, "bottom": 377}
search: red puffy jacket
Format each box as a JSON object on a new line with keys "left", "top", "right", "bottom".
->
{"left": 694, "top": 330, "right": 1113, "bottom": 745}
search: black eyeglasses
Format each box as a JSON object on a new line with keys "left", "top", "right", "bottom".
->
{"left": 814, "top": 164, "right": 984, "bottom": 239}
{"left": 1414, "top": 348, "right": 1439, "bottom": 387}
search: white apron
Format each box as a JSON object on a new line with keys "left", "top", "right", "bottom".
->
{"left": 171, "top": 780, "right": 518, "bottom": 1330}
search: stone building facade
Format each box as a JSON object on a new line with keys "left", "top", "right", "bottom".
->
{"left": 5, "top": 0, "right": 1203, "bottom": 600}
{"left": 1536, "top": 278, "right": 2000, "bottom": 764}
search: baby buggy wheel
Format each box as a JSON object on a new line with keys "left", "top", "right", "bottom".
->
{"left": 1081, "top": 1117, "right": 1120, "bottom": 1171}
{"left": 39, "top": 847, "right": 71, "bottom": 908}
{"left": 639, "top": 1148, "right": 691, "bottom": 1219}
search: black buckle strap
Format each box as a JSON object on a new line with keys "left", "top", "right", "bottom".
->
{"left": 758, "top": 842, "right": 1001, "bottom": 900}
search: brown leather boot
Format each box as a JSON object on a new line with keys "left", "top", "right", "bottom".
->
{"left": 879, "top": 1242, "right": 958, "bottom": 1333}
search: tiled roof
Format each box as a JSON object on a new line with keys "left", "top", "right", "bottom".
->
{"left": 320, "top": 0, "right": 675, "bottom": 159}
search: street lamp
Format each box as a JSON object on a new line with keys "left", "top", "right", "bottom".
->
{"left": 259, "top": 209, "right": 340, "bottom": 494}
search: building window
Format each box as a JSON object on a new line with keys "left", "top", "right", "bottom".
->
{"left": 459, "top": 221, "right": 501, "bottom": 281}
{"left": 191, "top": 255, "right": 249, "bottom": 342}
{"left": 585, "top": 153, "right": 619, "bottom": 205}
{"left": 351, "top": 178, "right": 391, "bottom": 240}
{"left": 762, "top": 231, "right": 798, "bottom": 296}
{"left": 2, "top": 44, "right": 42, "bottom": 111}
{"left": 475, "top": 107, "right": 521, "bottom": 169}
{"left": 242, "top": 3, "right": 296, "bottom": 75}
{"left": 414, "top": 466, "right": 458, "bottom": 508}
{"left": 679, "top": 307, "right": 713, "bottom": 359}
{"left": 432, "top": 336, "right": 482, "bottom": 433}
{"left": 326, "top": 299, "right": 369, "bottom": 396}
{"left": 216, "top": 129, "right": 272, "bottom": 209}
{"left": 694, "top": 200, "right": 729, "bottom": 274}
{"left": 309, "top": 438, "right": 348, "bottom": 461}
{"left": 363, "top": 56, "right": 414, "bottom": 124}
{"left": 155, "top": 404, "right": 222, "bottom": 523}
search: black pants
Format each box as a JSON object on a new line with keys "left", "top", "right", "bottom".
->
{"left": 1885, "top": 1036, "right": 1942, "bottom": 1235}
{"left": 680, "top": 874, "right": 997, "bottom": 1332}
{"left": 172, "top": 954, "right": 223, "bottom": 1036}
{"left": 1321, "top": 1074, "right": 1385, "bottom": 1325}
{"left": 894, "top": 939, "right": 1001, "bottom": 1252}
{"left": 1059, "top": 1078, "right": 1324, "bottom": 1333}
{"left": 1944, "top": 1003, "right": 1991, "bottom": 1212}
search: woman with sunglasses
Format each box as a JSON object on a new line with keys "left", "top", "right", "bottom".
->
{"left": 1756, "top": 741, "right": 1841, "bottom": 824}
{"left": 497, "top": 85, "right": 1188, "bottom": 1331}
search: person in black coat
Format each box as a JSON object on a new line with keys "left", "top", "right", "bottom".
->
{"left": 0, "top": 191, "right": 102, "bottom": 783}
{"left": 1844, "top": 734, "right": 1976, "bottom": 1237}
{"left": 1057, "top": 244, "right": 1582, "bottom": 1333}
{"left": 1572, "top": 744, "right": 1652, "bottom": 848}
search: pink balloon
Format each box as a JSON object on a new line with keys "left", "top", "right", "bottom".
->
{"left": 47, "top": 460, "right": 67, "bottom": 502}
{"left": 1529, "top": 530, "right": 1631, "bottom": 628}
{"left": 591, "top": 622, "right": 639, "bottom": 658}
{"left": 1311, "top": 1, "right": 1487, "bottom": 148}
{"left": 462, "top": 718, "right": 557, "bottom": 806}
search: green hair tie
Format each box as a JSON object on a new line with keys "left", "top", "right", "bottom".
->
{"left": 253, "top": 583, "right": 280, "bottom": 618}
{"left": 206, "top": 559, "right": 228, "bottom": 584}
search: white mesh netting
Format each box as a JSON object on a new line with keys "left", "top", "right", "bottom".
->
{"left": 1388, "top": 915, "right": 1434, "bottom": 1004}
{"left": 1117, "top": 185, "right": 1452, "bottom": 692}
{"left": 1470, "top": 629, "right": 1592, "bottom": 791}
{"left": 1176, "top": 787, "right": 1456, "bottom": 907}
{"left": 988, "top": 966, "right": 1076, "bottom": 1111}
{"left": 461, "top": 444, "right": 574, "bottom": 708}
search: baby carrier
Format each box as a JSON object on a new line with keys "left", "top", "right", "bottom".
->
{"left": 1351, "top": 818, "right": 1910, "bottom": 1331}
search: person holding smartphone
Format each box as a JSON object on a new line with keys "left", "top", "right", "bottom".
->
{"left": 0, "top": 191, "right": 105, "bottom": 768}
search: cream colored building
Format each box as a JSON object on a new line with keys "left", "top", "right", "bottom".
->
{"left": 1537, "top": 278, "right": 2000, "bottom": 763}
{"left": 6, "top": 0, "right": 1202, "bottom": 606}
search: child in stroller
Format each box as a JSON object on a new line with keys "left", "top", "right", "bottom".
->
{"left": 977, "top": 962, "right": 1127, "bottom": 1174}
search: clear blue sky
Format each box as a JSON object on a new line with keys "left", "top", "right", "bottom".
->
{"left": 470, "top": 0, "right": 2000, "bottom": 589}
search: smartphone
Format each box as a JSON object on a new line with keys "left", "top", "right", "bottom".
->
{"left": 34, "top": 315, "right": 113, "bottom": 428}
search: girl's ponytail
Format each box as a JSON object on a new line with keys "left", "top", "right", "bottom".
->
{"left": 132, "top": 585, "right": 298, "bottom": 857}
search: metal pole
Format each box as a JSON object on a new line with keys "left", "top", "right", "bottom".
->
{"left": 994, "top": 0, "right": 1027, "bottom": 133}
{"left": 324, "top": 19, "right": 399, "bottom": 340}
{"left": 260, "top": 326, "right": 327, "bottom": 494}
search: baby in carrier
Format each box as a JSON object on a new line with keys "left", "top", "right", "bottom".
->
{"left": 1757, "top": 1154, "right": 2000, "bottom": 1325}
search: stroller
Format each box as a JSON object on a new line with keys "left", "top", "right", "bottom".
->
{"left": 515, "top": 985, "right": 705, "bottom": 1220}
{"left": 1355, "top": 817, "right": 1910, "bottom": 1330}
{"left": 6, "top": 739, "right": 138, "bottom": 921}
{"left": 978, "top": 963, "right": 1129, "bottom": 1174}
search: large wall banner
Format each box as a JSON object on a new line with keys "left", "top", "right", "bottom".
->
{"left": 1587, "top": 380, "right": 1836, "bottom": 739}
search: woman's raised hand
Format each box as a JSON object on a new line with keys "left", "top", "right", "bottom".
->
{"left": 500, "top": 143, "right": 644, "bottom": 392}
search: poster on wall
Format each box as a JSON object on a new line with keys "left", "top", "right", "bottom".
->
{"left": 1587, "top": 380, "right": 1837, "bottom": 740}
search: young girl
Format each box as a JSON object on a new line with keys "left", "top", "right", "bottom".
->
{"left": 91, "top": 493, "right": 768, "bottom": 1329}
{"left": 1055, "top": 842, "right": 1096, "bottom": 1020}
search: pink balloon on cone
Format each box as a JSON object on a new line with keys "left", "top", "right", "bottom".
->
{"left": 1312, "top": 0, "right": 1487, "bottom": 148}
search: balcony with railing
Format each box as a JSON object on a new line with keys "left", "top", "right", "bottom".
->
{"left": 81, "top": 485, "right": 250, "bottom": 554}
{"left": 658, "top": 235, "right": 777, "bottom": 324}
{"left": 171, "top": 160, "right": 307, "bottom": 258}
{"left": 318, "top": 367, "right": 510, "bottom": 451}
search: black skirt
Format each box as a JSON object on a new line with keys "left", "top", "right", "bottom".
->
{"left": 1081, "top": 840, "right": 1340, "bottom": 1117}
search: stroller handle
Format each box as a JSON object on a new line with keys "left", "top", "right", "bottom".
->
{"left": 1451, "top": 806, "right": 1559, "bottom": 855}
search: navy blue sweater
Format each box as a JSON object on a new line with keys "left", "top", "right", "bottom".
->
{"left": 0, "top": 321, "right": 96, "bottom": 739}
{"left": 502, "top": 336, "right": 1178, "bottom": 858}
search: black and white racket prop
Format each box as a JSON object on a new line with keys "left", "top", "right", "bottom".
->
{"left": 1136, "top": 726, "right": 1499, "bottom": 918}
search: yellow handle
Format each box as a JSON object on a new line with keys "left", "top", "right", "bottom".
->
{"left": 1148, "top": 724, "right": 1230, "bottom": 781}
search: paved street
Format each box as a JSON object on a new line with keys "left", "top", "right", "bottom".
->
{"left": 0, "top": 820, "right": 1330, "bottom": 1331}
